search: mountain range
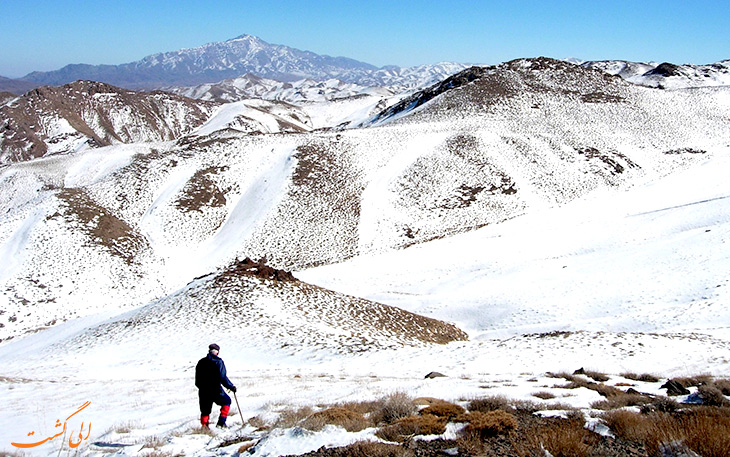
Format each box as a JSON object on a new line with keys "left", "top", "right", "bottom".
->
{"left": 0, "top": 34, "right": 468, "bottom": 93}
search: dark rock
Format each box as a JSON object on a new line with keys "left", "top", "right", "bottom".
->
{"left": 425, "top": 372, "right": 447, "bottom": 379}
{"left": 660, "top": 379, "right": 690, "bottom": 396}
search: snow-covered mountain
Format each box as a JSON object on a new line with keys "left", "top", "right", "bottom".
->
{"left": 580, "top": 59, "right": 730, "bottom": 89}
{"left": 11, "top": 34, "right": 468, "bottom": 93}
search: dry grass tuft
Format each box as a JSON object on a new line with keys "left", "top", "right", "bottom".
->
{"left": 529, "top": 418, "right": 598, "bottom": 457}
{"left": 189, "top": 426, "right": 215, "bottom": 436}
{"left": 419, "top": 402, "right": 465, "bottom": 419}
{"left": 532, "top": 391, "right": 557, "bottom": 400}
{"left": 274, "top": 406, "right": 314, "bottom": 428}
{"left": 247, "top": 415, "right": 270, "bottom": 431}
{"left": 375, "top": 414, "right": 447, "bottom": 442}
{"left": 142, "top": 435, "right": 168, "bottom": 449}
{"left": 602, "top": 407, "right": 730, "bottom": 457}
{"left": 302, "top": 407, "right": 370, "bottom": 432}
{"left": 466, "top": 395, "right": 512, "bottom": 413}
{"left": 373, "top": 392, "right": 417, "bottom": 425}
{"left": 238, "top": 442, "right": 256, "bottom": 454}
{"left": 461, "top": 410, "right": 518, "bottom": 439}
{"left": 621, "top": 372, "right": 661, "bottom": 383}
{"left": 698, "top": 385, "right": 730, "bottom": 407}
{"left": 321, "top": 440, "right": 413, "bottom": 457}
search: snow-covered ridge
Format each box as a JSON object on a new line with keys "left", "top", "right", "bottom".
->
{"left": 1, "top": 58, "right": 729, "bottom": 343}
{"left": 579, "top": 58, "right": 730, "bottom": 89}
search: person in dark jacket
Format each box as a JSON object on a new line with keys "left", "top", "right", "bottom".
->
{"left": 195, "top": 343, "right": 237, "bottom": 428}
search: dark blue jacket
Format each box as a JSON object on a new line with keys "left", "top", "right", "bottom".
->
{"left": 195, "top": 353, "right": 235, "bottom": 393}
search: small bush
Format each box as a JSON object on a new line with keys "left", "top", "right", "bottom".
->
{"left": 621, "top": 372, "right": 660, "bottom": 383}
{"left": 238, "top": 442, "right": 256, "bottom": 454}
{"left": 247, "top": 415, "right": 270, "bottom": 430}
{"left": 302, "top": 407, "right": 369, "bottom": 432}
{"left": 671, "top": 375, "right": 713, "bottom": 388}
{"left": 583, "top": 370, "right": 610, "bottom": 382}
{"left": 142, "top": 435, "right": 168, "bottom": 449}
{"left": 698, "top": 385, "right": 730, "bottom": 407}
{"left": 590, "top": 393, "right": 652, "bottom": 410}
{"left": 419, "top": 402, "right": 465, "bottom": 419}
{"left": 533, "top": 419, "right": 598, "bottom": 457}
{"left": 325, "top": 441, "right": 413, "bottom": 457}
{"left": 603, "top": 407, "right": 730, "bottom": 457}
{"left": 461, "top": 410, "right": 518, "bottom": 439}
{"left": 374, "top": 392, "right": 417, "bottom": 425}
{"left": 467, "top": 395, "right": 512, "bottom": 413}
{"left": 532, "top": 391, "right": 557, "bottom": 400}
{"left": 274, "top": 406, "right": 313, "bottom": 428}
{"left": 375, "top": 414, "right": 446, "bottom": 442}
{"left": 711, "top": 378, "right": 730, "bottom": 395}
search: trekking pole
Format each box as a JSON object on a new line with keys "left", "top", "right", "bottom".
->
{"left": 233, "top": 390, "right": 243, "bottom": 427}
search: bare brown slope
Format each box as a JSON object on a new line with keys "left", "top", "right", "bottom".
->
{"left": 0, "top": 80, "right": 217, "bottom": 164}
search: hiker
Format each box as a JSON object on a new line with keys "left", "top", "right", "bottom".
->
{"left": 195, "top": 343, "right": 237, "bottom": 428}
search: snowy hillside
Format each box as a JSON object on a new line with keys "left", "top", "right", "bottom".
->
{"left": 0, "top": 83, "right": 325, "bottom": 164}
{"left": 1, "top": 58, "right": 729, "bottom": 345}
{"left": 0, "top": 81, "right": 217, "bottom": 163}
{"left": 580, "top": 59, "right": 730, "bottom": 89}
{"left": 1, "top": 121, "right": 729, "bottom": 457}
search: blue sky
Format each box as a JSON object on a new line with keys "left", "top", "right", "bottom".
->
{"left": 1, "top": 0, "right": 728, "bottom": 77}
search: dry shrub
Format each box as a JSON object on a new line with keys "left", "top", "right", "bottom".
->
{"left": 698, "top": 385, "right": 730, "bottom": 407}
{"left": 601, "top": 409, "right": 655, "bottom": 443}
{"left": 461, "top": 410, "right": 518, "bottom": 439}
{"left": 602, "top": 407, "right": 730, "bottom": 457}
{"left": 711, "top": 378, "right": 730, "bottom": 395}
{"left": 373, "top": 392, "right": 417, "bottom": 425}
{"left": 324, "top": 441, "right": 412, "bottom": 457}
{"left": 582, "top": 370, "right": 610, "bottom": 382}
{"left": 511, "top": 399, "right": 542, "bottom": 413}
{"left": 337, "top": 399, "right": 386, "bottom": 416}
{"left": 590, "top": 393, "right": 652, "bottom": 410}
{"left": 302, "top": 407, "right": 369, "bottom": 432}
{"left": 274, "top": 406, "right": 313, "bottom": 428}
{"left": 671, "top": 375, "right": 713, "bottom": 388}
{"left": 247, "top": 415, "right": 270, "bottom": 431}
{"left": 419, "top": 401, "right": 465, "bottom": 419}
{"left": 142, "top": 435, "right": 167, "bottom": 449}
{"left": 413, "top": 397, "right": 445, "bottom": 406}
{"left": 621, "top": 372, "right": 660, "bottom": 383}
{"left": 238, "top": 442, "right": 256, "bottom": 454}
{"left": 530, "top": 419, "right": 598, "bottom": 457}
{"left": 639, "top": 396, "right": 680, "bottom": 414}
{"left": 532, "top": 391, "right": 557, "bottom": 400}
{"left": 467, "top": 395, "right": 512, "bottom": 413}
{"left": 189, "top": 425, "right": 215, "bottom": 436}
{"left": 375, "top": 414, "right": 446, "bottom": 442}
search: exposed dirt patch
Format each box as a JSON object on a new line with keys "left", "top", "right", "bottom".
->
{"left": 578, "top": 147, "right": 639, "bottom": 175}
{"left": 54, "top": 188, "right": 146, "bottom": 264}
{"left": 175, "top": 166, "right": 228, "bottom": 213}
{"left": 216, "top": 257, "right": 297, "bottom": 282}
{"left": 663, "top": 147, "right": 707, "bottom": 155}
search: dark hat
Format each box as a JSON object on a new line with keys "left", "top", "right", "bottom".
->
{"left": 209, "top": 343, "right": 220, "bottom": 351}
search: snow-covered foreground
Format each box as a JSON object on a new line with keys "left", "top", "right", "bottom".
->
{"left": 1, "top": 144, "right": 729, "bottom": 456}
